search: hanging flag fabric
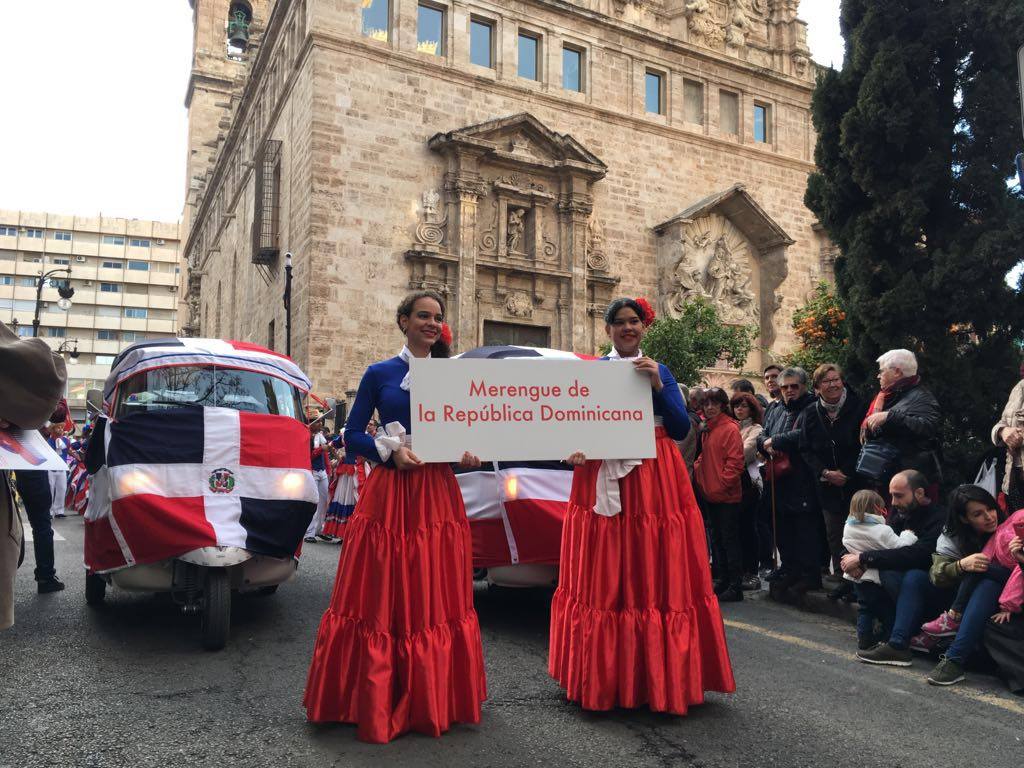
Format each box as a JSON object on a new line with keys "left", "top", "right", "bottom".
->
{"left": 85, "top": 406, "right": 318, "bottom": 573}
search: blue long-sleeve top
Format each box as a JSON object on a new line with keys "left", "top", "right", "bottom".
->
{"left": 344, "top": 356, "right": 410, "bottom": 466}
{"left": 600, "top": 358, "right": 691, "bottom": 441}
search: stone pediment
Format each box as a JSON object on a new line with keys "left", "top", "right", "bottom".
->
{"left": 654, "top": 183, "right": 793, "bottom": 251}
{"left": 428, "top": 113, "right": 607, "bottom": 180}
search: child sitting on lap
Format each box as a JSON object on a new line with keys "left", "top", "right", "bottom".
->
{"left": 842, "top": 489, "right": 918, "bottom": 585}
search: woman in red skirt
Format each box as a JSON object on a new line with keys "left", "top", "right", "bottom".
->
{"left": 549, "top": 296, "right": 735, "bottom": 713}
{"left": 304, "top": 290, "right": 487, "bottom": 743}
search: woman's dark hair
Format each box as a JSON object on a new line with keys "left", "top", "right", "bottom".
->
{"left": 396, "top": 290, "right": 449, "bottom": 358}
{"left": 704, "top": 386, "right": 733, "bottom": 417}
{"left": 729, "top": 392, "right": 763, "bottom": 424}
{"left": 604, "top": 297, "right": 650, "bottom": 326}
{"left": 945, "top": 484, "right": 1005, "bottom": 553}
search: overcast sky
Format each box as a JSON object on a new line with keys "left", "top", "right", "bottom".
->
{"left": 0, "top": 1, "right": 844, "bottom": 224}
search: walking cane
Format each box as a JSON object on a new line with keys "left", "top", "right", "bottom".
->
{"left": 769, "top": 454, "right": 779, "bottom": 570}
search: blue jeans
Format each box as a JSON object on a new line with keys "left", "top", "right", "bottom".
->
{"left": 946, "top": 564, "right": 1011, "bottom": 664}
{"left": 14, "top": 470, "right": 56, "bottom": 581}
{"left": 855, "top": 569, "right": 953, "bottom": 648}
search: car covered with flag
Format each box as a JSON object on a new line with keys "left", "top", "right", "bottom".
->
{"left": 83, "top": 338, "right": 319, "bottom": 649}
{"left": 454, "top": 345, "right": 593, "bottom": 588}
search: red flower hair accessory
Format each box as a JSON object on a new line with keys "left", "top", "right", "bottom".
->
{"left": 440, "top": 322, "right": 453, "bottom": 347}
{"left": 635, "top": 297, "right": 656, "bottom": 327}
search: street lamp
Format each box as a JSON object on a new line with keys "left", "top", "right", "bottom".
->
{"left": 32, "top": 267, "right": 74, "bottom": 337}
{"left": 56, "top": 339, "right": 80, "bottom": 360}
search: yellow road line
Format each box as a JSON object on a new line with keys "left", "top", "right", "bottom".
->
{"left": 724, "top": 618, "right": 1024, "bottom": 717}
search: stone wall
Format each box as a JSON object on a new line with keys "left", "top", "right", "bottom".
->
{"left": 185, "top": 0, "right": 828, "bottom": 399}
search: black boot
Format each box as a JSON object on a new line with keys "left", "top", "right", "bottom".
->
{"left": 718, "top": 584, "right": 744, "bottom": 602}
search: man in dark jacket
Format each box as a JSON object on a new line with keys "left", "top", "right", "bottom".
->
{"left": 799, "top": 364, "right": 866, "bottom": 599}
{"left": 862, "top": 349, "right": 942, "bottom": 490}
{"left": 757, "top": 366, "right": 820, "bottom": 597}
{"left": 849, "top": 469, "right": 950, "bottom": 663}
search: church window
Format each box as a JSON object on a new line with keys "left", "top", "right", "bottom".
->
{"left": 645, "top": 70, "right": 665, "bottom": 115}
{"left": 720, "top": 90, "right": 739, "bottom": 135}
{"left": 470, "top": 18, "right": 494, "bottom": 68}
{"left": 562, "top": 45, "right": 583, "bottom": 92}
{"left": 518, "top": 31, "right": 540, "bottom": 81}
{"left": 361, "top": 0, "right": 389, "bottom": 43}
{"left": 754, "top": 102, "right": 771, "bottom": 143}
{"left": 416, "top": 4, "right": 444, "bottom": 56}
{"left": 684, "top": 80, "right": 704, "bottom": 124}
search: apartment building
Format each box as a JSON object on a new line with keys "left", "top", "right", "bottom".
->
{"left": 0, "top": 210, "right": 183, "bottom": 421}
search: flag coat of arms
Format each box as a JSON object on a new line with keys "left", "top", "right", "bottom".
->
{"left": 85, "top": 406, "right": 318, "bottom": 573}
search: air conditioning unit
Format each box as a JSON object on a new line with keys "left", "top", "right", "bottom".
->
{"left": 168, "top": 285, "right": 178, "bottom": 293}
{"left": 156, "top": 239, "right": 166, "bottom": 245}
{"left": 74, "top": 256, "right": 86, "bottom": 263}
{"left": 83, "top": 280, "right": 93, "bottom": 287}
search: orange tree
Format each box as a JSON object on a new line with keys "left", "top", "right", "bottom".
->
{"left": 781, "top": 282, "right": 850, "bottom": 375}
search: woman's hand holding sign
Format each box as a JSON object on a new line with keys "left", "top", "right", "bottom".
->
{"left": 393, "top": 446, "right": 424, "bottom": 471}
{"left": 633, "top": 357, "right": 663, "bottom": 393}
{"left": 564, "top": 451, "right": 587, "bottom": 466}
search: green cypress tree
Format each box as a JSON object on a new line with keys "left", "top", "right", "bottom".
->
{"left": 805, "top": 0, "right": 1024, "bottom": 482}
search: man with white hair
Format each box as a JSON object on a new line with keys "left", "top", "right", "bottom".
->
{"left": 861, "top": 348, "right": 942, "bottom": 491}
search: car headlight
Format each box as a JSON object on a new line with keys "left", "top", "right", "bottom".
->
{"left": 280, "top": 472, "right": 305, "bottom": 497}
{"left": 118, "top": 470, "right": 150, "bottom": 496}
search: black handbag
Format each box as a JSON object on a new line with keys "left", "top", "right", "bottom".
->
{"left": 855, "top": 439, "right": 901, "bottom": 482}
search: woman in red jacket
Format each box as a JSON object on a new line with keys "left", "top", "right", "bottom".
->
{"left": 695, "top": 387, "right": 746, "bottom": 602}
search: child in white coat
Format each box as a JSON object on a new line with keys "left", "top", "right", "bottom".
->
{"left": 842, "top": 489, "right": 918, "bottom": 585}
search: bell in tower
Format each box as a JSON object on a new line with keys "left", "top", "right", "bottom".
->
{"left": 226, "top": 1, "right": 253, "bottom": 53}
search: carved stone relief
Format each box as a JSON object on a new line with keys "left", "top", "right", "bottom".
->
{"left": 726, "top": 0, "right": 753, "bottom": 50}
{"left": 586, "top": 218, "right": 609, "bottom": 272}
{"left": 504, "top": 291, "right": 534, "bottom": 318}
{"left": 685, "top": 0, "right": 725, "bottom": 48}
{"left": 412, "top": 189, "right": 447, "bottom": 250}
{"left": 666, "top": 213, "right": 758, "bottom": 325}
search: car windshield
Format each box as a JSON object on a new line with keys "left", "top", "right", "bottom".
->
{"left": 114, "top": 365, "right": 304, "bottom": 420}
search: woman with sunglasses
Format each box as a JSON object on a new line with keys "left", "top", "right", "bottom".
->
{"left": 549, "top": 297, "right": 735, "bottom": 715}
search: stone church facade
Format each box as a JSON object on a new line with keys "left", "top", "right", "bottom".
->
{"left": 182, "top": 0, "right": 833, "bottom": 399}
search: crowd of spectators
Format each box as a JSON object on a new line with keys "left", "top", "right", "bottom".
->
{"left": 688, "top": 348, "right": 1024, "bottom": 692}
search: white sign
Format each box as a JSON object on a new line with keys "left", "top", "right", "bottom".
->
{"left": 409, "top": 358, "right": 656, "bottom": 462}
{"left": 0, "top": 427, "right": 68, "bottom": 471}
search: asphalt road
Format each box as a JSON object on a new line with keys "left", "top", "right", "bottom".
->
{"left": 3, "top": 515, "right": 1024, "bottom": 768}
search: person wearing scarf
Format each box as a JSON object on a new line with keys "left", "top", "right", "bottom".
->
{"left": 304, "top": 290, "right": 486, "bottom": 743}
{"left": 549, "top": 296, "right": 735, "bottom": 715}
{"left": 860, "top": 349, "right": 942, "bottom": 497}
{"left": 799, "top": 364, "right": 866, "bottom": 601}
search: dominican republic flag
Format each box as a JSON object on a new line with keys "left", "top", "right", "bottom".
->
{"left": 451, "top": 346, "right": 593, "bottom": 568}
{"left": 85, "top": 406, "right": 318, "bottom": 574}
{"left": 456, "top": 461, "right": 572, "bottom": 569}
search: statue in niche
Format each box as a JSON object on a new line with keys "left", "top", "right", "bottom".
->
{"left": 507, "top": 208, "right": 526, "bottom": 253}
{"left": 704, "top": 237, "right": 733, "bottom": 301}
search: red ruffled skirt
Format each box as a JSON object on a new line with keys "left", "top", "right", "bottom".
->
{"left": 303, "top": 463, "right": 487, "bottom": 743}
{"left": 549, "top": 427, "right": 736, "bottom": 712}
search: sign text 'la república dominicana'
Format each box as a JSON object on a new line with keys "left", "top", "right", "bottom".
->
{"left": 409, "top": 358, "right": 656, "bottom": 462}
